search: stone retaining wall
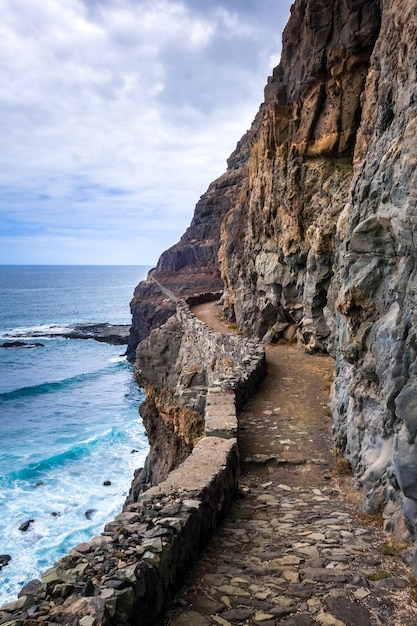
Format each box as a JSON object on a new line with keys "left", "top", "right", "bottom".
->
{"left": 177, "top": 299, "right": 266, "bottom": 407}
{"left": 0, "top": 301, "right": 265, "bottom": 626}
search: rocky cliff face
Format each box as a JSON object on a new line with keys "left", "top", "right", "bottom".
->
{"left": 131, "top": 0, "right": 417, "bottom": 543}
{"left": 129, "top": 315, "right": 205, "bottom": 495}
{"left": 331, "top": 0, "right": 417, "bottom": 539}
{"left": 219, "top": 0, "right": 380, "bottom": 350}
{"left": 126, "top": 119, "right": 260, "bottom": 360}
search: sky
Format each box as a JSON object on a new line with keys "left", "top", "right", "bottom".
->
{"left": 0, "top": 0, "right": 293, "bottom": 265}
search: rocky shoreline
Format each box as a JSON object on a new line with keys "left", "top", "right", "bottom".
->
{"left": 1, "top": 323, "right": 131, "bottom": 346}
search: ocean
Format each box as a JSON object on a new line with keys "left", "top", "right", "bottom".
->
{"left": 0, "top": 265, "right": 150, "bottom": 606}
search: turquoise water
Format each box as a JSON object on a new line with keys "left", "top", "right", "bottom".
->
{"left": 0, "top": 266, "right": 150, "bottom": 605}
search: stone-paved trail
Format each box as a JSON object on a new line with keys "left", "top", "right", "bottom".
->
{"left": 163, "top": 304, "right": 417, "bottom": 626}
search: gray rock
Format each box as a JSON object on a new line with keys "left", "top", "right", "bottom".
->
{"left": 395, "top": 383, "right": 417, "bottom": 443}
{"left": 393, "top": 426, "right": 417, "bottom": 500}
{"left": 169, "top": 611, "right": 211, "bottom": 626}
{"left": 280, "top": 615, "right": 317, "bottom": 626}
{"left": 371, "top": 577, "right": 408, "bottom": 589}
{"left": 0, "top": 554, "right": 11, "bottom": 569}
{"left": 324, "top": 596, "right": 373, "bottom": 626}
{"left": 222, "top": 607, "right": 254, "bottom": 621}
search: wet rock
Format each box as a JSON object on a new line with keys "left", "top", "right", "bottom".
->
{"left": 61, "top": 323, "right": 131, "bottom": 345}
{"left": 84, "top": 509, "right": 97, "bottom": 519}
{"left": 1, "top": 341, "right": 44, "bottom": 348}
{"left": 18, "top": 519, "right": 34, "bottom": 532}
{"left": 0, "top": 554, "right": 11, "bottom": 569}
{"left": 18, "top": 579, "right": 42, "bottom": 596}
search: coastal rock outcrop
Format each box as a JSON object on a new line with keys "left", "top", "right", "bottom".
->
{"left": 127, "top": 302, "right": 265, "bottom": 498}
{"left": 3, "top": 324, "right": 131, "bottom": 345}
{"left": 130, "top": 0, "right": 417, "bottom": 545}
{"left": 0, "top": 555, "right": 11, "bottom": 570}
{"left": 126, "top": 119, "right": 260, "bottom": 361}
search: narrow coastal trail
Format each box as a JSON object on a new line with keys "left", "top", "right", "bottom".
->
{"left": 164, "top": 302, "right": 417, "bottom": 626}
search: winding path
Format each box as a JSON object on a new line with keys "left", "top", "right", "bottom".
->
{"left": 163, "top": 302, "right": 417, "bottom": 626}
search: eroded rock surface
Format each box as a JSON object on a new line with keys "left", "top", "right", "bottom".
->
{"left": 330, "top": 0, "right": 417, "bottom": 538}
{"left": 219, "top": 0, "right": 380, "bottom": 350}
{"left": 126, "top": 133, "right": 258, "bottom": 360}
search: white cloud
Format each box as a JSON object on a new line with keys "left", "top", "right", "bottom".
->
{"left": 0, "top": 0, "right": 292, "bottom": 264}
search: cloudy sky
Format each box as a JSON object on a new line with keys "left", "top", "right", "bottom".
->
{"left": 1, "top": 0, "right": 293, "bottom": 265}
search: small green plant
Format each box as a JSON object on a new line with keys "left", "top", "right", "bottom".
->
{"left": 227, "top": 321, "right": 244, "bottom": 335}
{"left": 267, "top": 325, "right": 278, "bottom": 336}
{"left": 408, "top": 574, "right": 417, "bottom": 602}
{"left": 333, "top": 456, "right": 352, "bottom": 476}
{"left": 323, "top": 375, "right": 333, "bottom": 393}
{"left": 358, "top": 511, "right": 384, "bottom": 528}
{"left": 367, "top": 570, "right": 391, "bottom": 581}
{"left": 378, "top": 540, "right": 407, "bottom": 557}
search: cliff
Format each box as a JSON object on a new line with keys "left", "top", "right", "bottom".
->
{"left": 130, "top": 0, "right": 417, "bottom": 546}
{"left": 219, "top": 0, "right": 380, "bottom": 349}
{"left": 331, "top": 0, "right": 417, "bottom": 539}
{"left": 126, "top": 120, "right": 259, "bottom": 360}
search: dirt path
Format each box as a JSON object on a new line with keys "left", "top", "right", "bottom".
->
{"left": 163, "top": 302, "right": 417, "bottom": 626}
{"left": 190, "top": 301, "right": 234, "bottom": 334}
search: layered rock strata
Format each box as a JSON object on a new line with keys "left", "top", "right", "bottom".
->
{"left": 219, "top": 0, "right": 381, "bottom": 349}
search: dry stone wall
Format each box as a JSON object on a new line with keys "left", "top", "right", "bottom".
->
{"left": 176, "top": 300, "right": 266, "bottom": 409}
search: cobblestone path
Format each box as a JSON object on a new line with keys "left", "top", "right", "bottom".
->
{"left": 163, "top": 305, "right": 417, "bottom": 626}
